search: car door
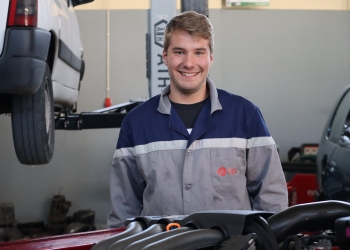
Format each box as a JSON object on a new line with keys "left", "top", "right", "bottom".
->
{"left": 51, "top": 0, "right": 80, "bottom": 92}
{"left": 57, "top": 0, "right": 70, "bottom": 46}
{"left": 66, "top": 0, "right": 83, "bottom": 89}
{"left": 318, "top": 87, "right": 350, "bottom": 201}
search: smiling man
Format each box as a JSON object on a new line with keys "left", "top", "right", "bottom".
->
{"left": 163, "top": 29, "right": 212, "bottom": 104}
{"left": 107, "top": 11, "right": 288, "bottom": 228}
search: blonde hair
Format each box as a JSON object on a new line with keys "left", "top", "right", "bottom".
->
{"left": 163, "top": 11, "right": 214, "bottom": 54}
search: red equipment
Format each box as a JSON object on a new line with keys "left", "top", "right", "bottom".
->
{"left": 287, "top": 174, "right": 317, "bottom": 206}
{"left": 0, "top": 228, "right": 124, "bottom": 250}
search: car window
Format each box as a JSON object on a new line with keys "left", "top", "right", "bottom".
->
{"left": 328, "top": 88, "right": 350, "bottom": 143}
{"left": 340, "top": 110, "right": 350, "bottom": 144}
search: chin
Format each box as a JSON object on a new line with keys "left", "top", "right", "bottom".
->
{"left": 180, "top": 86, "right": 202, "bottom": 94}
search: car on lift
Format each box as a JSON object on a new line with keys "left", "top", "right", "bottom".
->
{"left": 0, "top": 0, "right": 93, "bottom": 165}
{"left": 316, "top": 85, "right": 350, "bottom": 201}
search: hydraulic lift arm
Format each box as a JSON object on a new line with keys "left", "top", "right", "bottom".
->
{"left": 55, "top": 101, "right": 143, "bottom": 130}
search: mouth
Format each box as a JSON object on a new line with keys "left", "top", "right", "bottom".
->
{"left": 179, "top": 71, "right": 200, "bottom": 77}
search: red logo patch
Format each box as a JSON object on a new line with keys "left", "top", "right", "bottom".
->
{"left": 218, "top": 167, "right": 226, "bottom": 176}
{"left": 218, "top": 167, "right": 238, "bottom": 176}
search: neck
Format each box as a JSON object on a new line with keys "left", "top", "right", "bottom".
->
{"left": 169, "top": 85, "right": 209, "bottom": 104}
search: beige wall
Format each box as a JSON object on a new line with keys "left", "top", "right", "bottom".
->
{"left": 76, "top": 0, "right": 350, "bottom": 10}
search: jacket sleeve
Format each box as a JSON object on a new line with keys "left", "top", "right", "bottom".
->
{"left": 246, "top": 107, "right": 288, "bottom": 212}
{"left": 107, "top": 118, "right": 146, "bottom": 228}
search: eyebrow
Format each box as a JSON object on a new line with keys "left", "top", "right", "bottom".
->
{"left": 172, "top": 47, "right": 185, "bottom": 51}
{"left": 172, "top": 47, "right": 207, "bottom": 51}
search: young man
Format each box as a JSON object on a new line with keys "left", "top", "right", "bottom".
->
{"left": 107, "top": 11, "right": 288, "bottom": 228}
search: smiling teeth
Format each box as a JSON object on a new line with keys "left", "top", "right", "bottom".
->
{"left": 182, "top": 72, "right": 196, "bottom": 76}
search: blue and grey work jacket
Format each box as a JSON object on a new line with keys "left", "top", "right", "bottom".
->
{"left": 107, "top": 78, "right": 288, "bottom": 228}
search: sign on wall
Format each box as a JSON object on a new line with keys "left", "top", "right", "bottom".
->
{"left": 225, "top": 0, "right": 269, "bottom": 6}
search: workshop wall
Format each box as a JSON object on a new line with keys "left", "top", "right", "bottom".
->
{"left": 0, "top": 8, "right": 349, "bottom": 229}
{"left": 75, "top": 0, "right": 350, "bottom": 10}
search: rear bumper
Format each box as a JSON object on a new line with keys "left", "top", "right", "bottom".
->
{"left": 0, "top": 27, "right": 51, "bottom": 95}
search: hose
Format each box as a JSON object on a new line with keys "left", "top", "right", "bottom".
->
{"left": 281, "top": 235, "right": 302, "bottom": 250}
{"left": 107, "top": 223, "right": 166, "bottom": 250}
{"left": 90, "top": 221, "right": 145, "bottom": 250}
{"left": 267, "top": 200, "right": 350, "bottom": 243}
{"left": 142, "top": 228, "right": 224, "bottom": 250}
{"left": 244, "top": 219, "right": 278, "bottom": 250}
{"left": 254, "top": 216, "right": 279, "bottom": 249}
{"left": 125, "top": 227, "right": 194, "bottom": 250}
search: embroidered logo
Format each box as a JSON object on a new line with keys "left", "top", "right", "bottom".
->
{"left": 218, "top": 167, "right": 226, "bottom": 176}
{"left": 218, "top": 167, "right": 238, "bottom": 176}
{"left": 228, "top": 168, "right": 238, "bottom": 175}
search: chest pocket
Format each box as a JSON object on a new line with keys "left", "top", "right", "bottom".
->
{"left": 210, "top": 148, "right": 247, "bottom": 195}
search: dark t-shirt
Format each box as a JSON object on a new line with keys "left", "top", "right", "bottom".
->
{"left": 170, "top": 97, "right": 209, "bottom": 128}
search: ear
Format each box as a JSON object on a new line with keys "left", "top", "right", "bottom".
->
{"left": 210, "top": 53, "right": 214, "bottom": 66}
{"left": 162, "top": 50, "right": 168, "bottom": 66}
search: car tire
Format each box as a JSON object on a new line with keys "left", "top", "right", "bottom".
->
{"left": 11, "top": 65, "right": 55, "bottom": 165}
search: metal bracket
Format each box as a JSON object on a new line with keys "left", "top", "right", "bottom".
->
{"left": 55, "top": 100, "right": 144, "bottom": 130}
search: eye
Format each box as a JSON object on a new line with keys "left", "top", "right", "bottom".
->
{"left": 175, "top": 51, "right": 184, "bottom": 55}
{"left": 195, "top": 51, "right": 204, "bottom": 55}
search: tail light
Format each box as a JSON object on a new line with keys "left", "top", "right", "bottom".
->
{"left": 7, "top": 0, "right": 38, "bottom": 27}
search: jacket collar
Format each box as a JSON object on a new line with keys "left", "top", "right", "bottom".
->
{"left": 157, "top": 77, "right": 222, "bottom": 114}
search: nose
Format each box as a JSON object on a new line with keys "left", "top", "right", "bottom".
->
{"left": 183, "top": 53, "right": 195, "bottom": 69}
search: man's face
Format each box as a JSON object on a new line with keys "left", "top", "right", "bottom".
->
{"left": 162, "top": 30, "right": 213, "bottom": 100}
